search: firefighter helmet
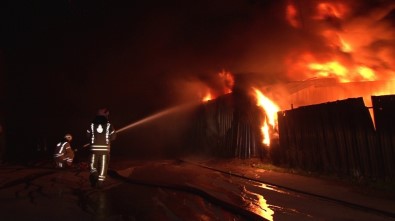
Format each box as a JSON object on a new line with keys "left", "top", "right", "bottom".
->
{"left": 97, "top": 108, "right": 110, "bottom": 117}
{"left": 64, "top": 134, "right": 72, "bottom": 142}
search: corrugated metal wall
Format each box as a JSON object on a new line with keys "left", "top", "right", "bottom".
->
{"left": 190, "top": 91, "right": 395, "bottom": 180}
{"left": 190, "top": 93, "right": 265, "bottom": 159}
{"left": 372, "top": 95, "right": 395, "bottom": 179}
{"left": 276, "top": 96, "right": 395, "bottom": 180}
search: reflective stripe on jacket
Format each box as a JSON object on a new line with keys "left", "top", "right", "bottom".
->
{"left": 87, "top": 116, "right": 116, "bottom": 152}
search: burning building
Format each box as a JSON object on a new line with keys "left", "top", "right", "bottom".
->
{"left": 188, "top": 73, "right": 271, "bottom": 159}
{"left": 186, "top": 0, "right": 395, "bottom": 180}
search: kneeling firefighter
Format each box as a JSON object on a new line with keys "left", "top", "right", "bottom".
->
{"left": 54, "top": 134, "right": 75, "bottom": 168}
{"left": 86, "top": 108, "right": 116, "bottom": 188}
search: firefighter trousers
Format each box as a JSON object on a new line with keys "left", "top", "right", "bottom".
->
{"left": 89, "top": 152, "right": 110, "bottom": 187}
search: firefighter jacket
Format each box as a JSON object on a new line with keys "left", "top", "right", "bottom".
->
{"left": 87, "top": 116, "right": 116, "bottom": 153}
{"left": 54, "top": 140, "right": 74, "bottom": 162}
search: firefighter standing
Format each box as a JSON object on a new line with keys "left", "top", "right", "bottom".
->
{"left": 53, "top": 134, "right": 75, "bottom": 168}
{"left": 87, "top": 108, "right": 116, "bottom": 188}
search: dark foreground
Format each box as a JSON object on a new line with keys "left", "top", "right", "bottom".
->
{"left": 1, "top": 156, "right": 395, "bottom": 221}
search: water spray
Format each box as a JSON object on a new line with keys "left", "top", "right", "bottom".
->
{"left": 116, "top": 102, "right": 196, "bottom": 133}
{"left": 82, "top": 101, "right": 199, "bottom": 148}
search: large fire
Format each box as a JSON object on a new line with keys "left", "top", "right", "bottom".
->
{"left": 198, "top": 0, "right": 395, "bottom": 147}
{"left": 284, "top": 0, "right": 395, "bottom": 107}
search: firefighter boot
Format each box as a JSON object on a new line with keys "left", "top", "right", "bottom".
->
{"left": 89, "top": 172, "right": 98, "bottom": 188}
{"left": 96, "top": 180, "right": 104, "bottom": 189}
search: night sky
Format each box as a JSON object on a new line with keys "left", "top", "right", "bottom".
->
{"left": 1, "top": 0, "right": 394, "bottom": 159}
{"left": 1, "top": 0, "right": 285, "bottom": 157}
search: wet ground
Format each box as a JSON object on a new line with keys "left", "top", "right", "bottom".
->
{"left": 1, "top": 156, "right": 395, "bottom": 221}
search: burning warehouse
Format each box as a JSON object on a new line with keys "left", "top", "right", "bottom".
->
{"left": 187, "top": 73, "right": 395, "bottom": 181}
{"left": 188, "top": 74, "right": 276, "bottom": 159}
{"left": 184, "top": 0, "right": 395, "bottom": 181}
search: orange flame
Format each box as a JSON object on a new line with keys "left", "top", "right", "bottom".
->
{"left": 253, "top": 88, "right": 280, "bottom": 146}
{"left": 202, "top": 91, "right": 213, "bottom": 102}
{"left": 218, "top": 69, "right": 234, "bottom": 94}
{"left": 286, "top": 3, "right": 300, "bottom": 28}
{"left": 314, "top": 2, "right": 348, "bottom": 20}
{"left": 199, "top": 70, "right": 234, "bottom": 102}
{"left": 339, "top": 37, "right": 352, "bottom": 53}
{"left": 308, "top": 61, "right": 348, "bottom": 82}
{"left": 281, "top": 0, "right": 395, "bottom": 123}
{"left": 285, "top": 1, "right": 395, "bottom": 86}
{"left": 307, "top": 60, "right": 378, "bottom": 83}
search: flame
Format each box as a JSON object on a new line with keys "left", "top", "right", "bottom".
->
{"left": 261, "top": 122, "right": 270, "bottom": 147}
{"left": 286, "top": 1, "right": 349, "bottom": 28}
{"left": 286, "top": 3, "right": 300, "bottom": 28}
{"left": 253, "top": 88, "right": 280, "bottom": 146}
{"left": 339, "top": 37, "right": 352, "bottom": 53}
{"left": 280, "top": 0, "right": 395, "bottom": 125}
{"left": 284, "top": 1, "right": 395, "bottom": 82}
{"left": 218, "top": 69, "right": 234, "bottom": 94}
{"left": 308, "top": 61, "right": 348, "bottom": 82}
{"left": 358, "top": 66, "right": 376, "bottom": 81}
{"left": 202, "top": 91, "right": 213, "bottom": 102}
{"left": 201, "top": 1, "right": 394, "bottom": 150}
{"left": 198, "top": 70, "right": 234, "bottom": 102}
{"left": 314, "top": 2, "right": 348, "bottom": 20}
{"left": 286, "top": 12, "right": 384, "bottom": 83}
{"left": 305, "top": 59, "right": 378, "bottom": 83}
